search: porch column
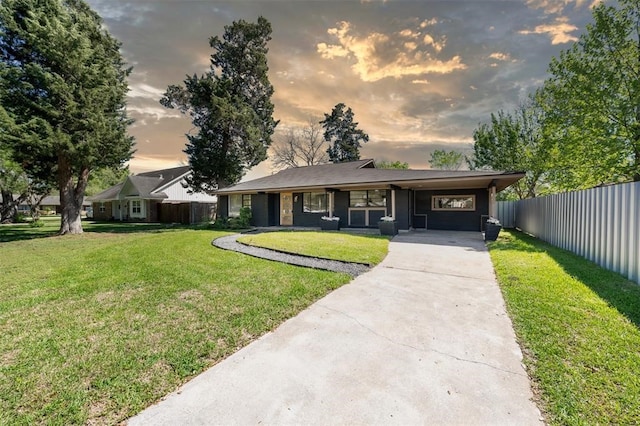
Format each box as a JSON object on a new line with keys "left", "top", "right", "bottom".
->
{"left": 328, "top": 192, "right": 333, "bottom": 218}
{"left": 488, "top": 186, "right": 497, "bottom": 218}
{"left": 391, "top": 189, "right": 396, "bottom": 219}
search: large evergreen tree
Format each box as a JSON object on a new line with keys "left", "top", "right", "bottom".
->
{"left": 320, "top": 103, "right": 369, "bottom": 163}
{"left": 539, "top": 0, "right": 640, "bottom": 188}
{"left": 0, "top": 0, "right": 134, "bottom": 234}
{"left": 161, "top": 17, "right": 277, "bottom": 191}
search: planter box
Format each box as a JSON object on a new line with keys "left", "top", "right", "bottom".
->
{"left": 379, "top": 221, "right": 398, "bottom": 236}
{"left": 484, "top": 223, "right": 502, "bottom": 241}
{"left": 320, "top": 219, "right": 340, "bottom": 231}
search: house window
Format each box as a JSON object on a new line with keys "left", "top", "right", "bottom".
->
{"left": 432, "top": 195, "right": 475, "bottom": 211}
{"left": 349, "top": 190, "right": 386, "bottom": 207}
{"left": 229, "top": 194, "right": 251, "bottom": 217}
{"left": 131, "top": 200, "right": 142, "bottom": 214}
{"left": 303, "top": 192, "right": 327, "bottom": 213}
{"left": 99, "top": 203, "right": 106, "bottom": 213}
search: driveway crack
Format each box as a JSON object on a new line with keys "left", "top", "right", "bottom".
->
{"left": 318, "top": 303, "right": 527, "bottom": 378}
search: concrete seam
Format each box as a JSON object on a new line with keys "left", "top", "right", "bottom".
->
{"left": 318, "top": 303, "right": 528, "bottom": 378}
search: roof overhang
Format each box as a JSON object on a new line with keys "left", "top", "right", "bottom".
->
{"left": 217, "top": 173, "right": 525, "bottom": 195}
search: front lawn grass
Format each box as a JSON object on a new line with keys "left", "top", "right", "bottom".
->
{"left": 0, "top": 222, "right": 352, "bottom": 425}
{"left": 488, "top": 230, "right": 640, "bottom": 425}
{"left": 237, "top": 231, "right": 390, "bottom": 265}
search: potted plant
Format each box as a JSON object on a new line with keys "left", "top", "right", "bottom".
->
{"left": 378, "top": 216, "right": 398, "bottom": 236}
{"left": 320, "top": 216, "right": 340, "bottom": 231}
{"left": 485, "top": 217, "right": 502, "bottom": 241}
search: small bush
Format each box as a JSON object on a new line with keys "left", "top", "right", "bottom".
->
{"left": 15, "top": 213, "right": 29, "bottom": 223}
{"left": 29, "top": 219, "right": 45, "bottom": 228}
{"left": 210, "top": 208, "right": 252, "bottom": 230}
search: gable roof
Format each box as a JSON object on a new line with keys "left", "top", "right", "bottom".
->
{"left": 90, "top": 166, "right": 191, "bottom": 201}
{"left": 217, "top": 160, "right": 525, "bottom": 194}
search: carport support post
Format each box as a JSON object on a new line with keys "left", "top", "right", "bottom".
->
{"left": 488, "top": 185, "right": 497, "bottom": 218}
{"left": 328, "top": 192, "right": 333, "bottom": 218}
{"left": 391, "top": 189, "right": 396, "bottom": 220}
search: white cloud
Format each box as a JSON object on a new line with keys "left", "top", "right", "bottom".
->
{"left": 127, "top": 105, "right": 182, "bottom": 120}
{"left": 128, "top": 83, "right": 166, "bottom": 100}
{"left": 519, "top": 17, "right": 578, "bottom": 44}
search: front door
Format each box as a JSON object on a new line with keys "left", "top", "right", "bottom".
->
{"left": 280, "top": 192, "right": 293, "bottom": 226}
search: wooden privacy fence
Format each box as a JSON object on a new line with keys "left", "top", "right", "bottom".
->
{"left": 158, "top": 202, "right": 215, "bottom": 224}
{"left": 497, "top": 182, "right": 640, "bottom": 285}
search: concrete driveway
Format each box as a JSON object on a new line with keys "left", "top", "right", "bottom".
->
{"left": 128, "top": 230, "right": 542, "bottom": 425}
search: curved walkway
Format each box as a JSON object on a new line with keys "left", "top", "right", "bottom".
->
{"left": 212, "top": 233, "right": 371, "bottom": 277}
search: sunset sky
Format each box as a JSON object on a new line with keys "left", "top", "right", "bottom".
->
{"left": 85, "top": 0, "right": 598, "bottom": 179}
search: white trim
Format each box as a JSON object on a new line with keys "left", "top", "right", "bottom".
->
{"left": 348, "top": 207, "right": 386, "bottom": 226}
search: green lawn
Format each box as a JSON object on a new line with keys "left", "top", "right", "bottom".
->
{"left": 0, "top": 219, "right": 354, "bottom": 425}
{"left": 488, "top": 230, "right": 640, "bottom": 425}
{"left": 237, "top": 231, "right": 390, "bottom": 265}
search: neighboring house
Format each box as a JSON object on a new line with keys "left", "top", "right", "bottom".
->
{"left": 3, "top": 194, "right": 91, "bottom": 215}
{"left": 216, "top": 159, "right": 524, "bottom": 232}
{"left": 90, "top": 166, "right": 217, "bottom": 224}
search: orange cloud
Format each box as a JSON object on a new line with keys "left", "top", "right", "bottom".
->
{"left": 489, "top": 52, "right": 511, "bottom": 61}
{"left": 317, "top": 21, "right": 466, "bottom": 82}
{"left": 525, "top": 0, "right": 601, "bottom": 15}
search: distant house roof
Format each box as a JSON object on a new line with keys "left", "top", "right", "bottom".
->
{"left": 217, "top": 159, "right": 525, "bottom": 194}
{"left": 0, "top": 194, "right": 90, "bottom": 207}
{"left": 90, "top": 166, "right": 191, "bottom": 201}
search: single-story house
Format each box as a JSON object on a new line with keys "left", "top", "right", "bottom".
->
{"left": 216, "top": 159, "right": 524, "bottom": 232}
{"left": 90, "top": 166, "right": 217, "bottom": 224}
{"left": 2, "top": 194, "right": 90, "bottom": 215}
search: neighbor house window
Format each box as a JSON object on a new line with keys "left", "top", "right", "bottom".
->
{"left": 349, "top": 190, "right": 386, "bottom": 207}
{"left": 229, "top": 194, "right": 251, "bottom": 217}
{"left": 303, "top": 192, "right": 327, "bottom": 213}
{"left": 131, "top": 200, "right": 142, "bottom": 214}
{"left": 432, "top": 195, "right": 475, "bottom": 211}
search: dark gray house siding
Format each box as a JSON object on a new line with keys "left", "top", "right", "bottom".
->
{"left": 412, "top": 188, "right": 489, "bottom": 232}
{"left": 218, "top": 195, "right": 229, "bottom": 220}
{"left": 250, "top": 193, "right": 270, "bottom": 227}
{"left": 292, "top": 192, "right": 325, "bottom": 227}
{"left": 395, "top": 189, "right": 411, "bottom": 230}
{"left": 221, "top": 188, "right": 488, "bottom": 231}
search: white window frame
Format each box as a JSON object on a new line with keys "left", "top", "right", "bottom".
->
{"left": 130, "top": 199, "right": 144, "bottom": 217}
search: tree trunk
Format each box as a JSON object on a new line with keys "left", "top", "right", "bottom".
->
{"left": 1, "top": 189, "right": 17, "bottom": 223}
{"left": 58, "top": 156, "right": 89, "bottom": 235}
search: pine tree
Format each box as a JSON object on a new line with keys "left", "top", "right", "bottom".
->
{"left": 161, "top": 17, "right": 277, "bottom": 191}
{"left": 320, "top": 103, "right": 369, "bottom": 163}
